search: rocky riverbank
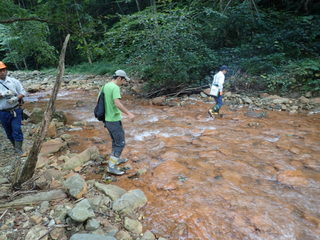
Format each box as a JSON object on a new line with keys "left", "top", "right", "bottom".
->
{"left": 9, "top": 70, "right": 320, "bottom": 114}
{"left": 0, "top": 71, "right": 168, "bottom": 240}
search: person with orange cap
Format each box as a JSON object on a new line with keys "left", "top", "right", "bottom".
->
{"left": 0, "top": 61, "right": 27, "bottom": 154}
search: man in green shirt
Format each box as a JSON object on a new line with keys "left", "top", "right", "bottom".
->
{"left": 102, "top": 70, "right": 135, "bottom": 175}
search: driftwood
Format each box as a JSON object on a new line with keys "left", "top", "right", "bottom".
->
{"left": 13, "top": 34, "right": 70, "bottom": 188}
{"left": 0, "top": 189, "right": 67, "bottom": 209}
{"left": 145, "top": 84, "right": 209, "bottom": 98}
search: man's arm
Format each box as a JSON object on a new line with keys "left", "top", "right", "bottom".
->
{"left": 114, "top": 98, "right": 135, "bottom": 120}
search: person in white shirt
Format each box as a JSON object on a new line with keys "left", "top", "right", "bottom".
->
{"left": 0, "top": 61, "right": 27, "bottom": 154}
{"left": 208, "top": 65, "right": 229, "bottom": 118}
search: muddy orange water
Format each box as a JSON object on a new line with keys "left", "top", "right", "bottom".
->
{"left": 25, "top": 90, "right": 320, "bottom": 240}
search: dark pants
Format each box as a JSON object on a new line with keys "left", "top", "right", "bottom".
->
{"left": 104, "top": 121, "right": 125, "bottom": 158}
{"left": 212, "top": 93, "right": 223, "bottom": 113}
{"left": 0, "top": 108, "right": 24, "bottom": 142}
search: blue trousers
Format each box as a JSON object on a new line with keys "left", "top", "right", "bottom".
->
{"left": 0, "top": 108, "right": 24, "bottom": 142}
{"left": 104, "top": 121, "right": 125, "bottom": 158}
{"left": 212, "top": 94, "right": 223, "bottom": 113}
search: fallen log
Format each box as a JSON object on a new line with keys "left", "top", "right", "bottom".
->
{"left": 0, "top": 189, "right": 67, "bottom": 209}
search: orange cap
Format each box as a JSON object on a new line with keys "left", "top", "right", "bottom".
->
{"left": 0, "top": 61, "right": 7, "bottom": 69}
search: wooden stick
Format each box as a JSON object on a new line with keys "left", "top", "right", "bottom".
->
{"left": 0, "top": 209, "right": 8, "bottom": 221}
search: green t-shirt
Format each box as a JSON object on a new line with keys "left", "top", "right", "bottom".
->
{"left": 101, "top": 81, "right": 122, "bottom": 122}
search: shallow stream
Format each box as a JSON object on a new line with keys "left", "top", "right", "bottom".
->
{"left": 25, "top": 90, "right": 320, "bottom": 240}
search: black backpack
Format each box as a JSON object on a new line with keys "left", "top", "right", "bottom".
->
{"left": 94, "top": 85, "right": 106, "bottom": 122}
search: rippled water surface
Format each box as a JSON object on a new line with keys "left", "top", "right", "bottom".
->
{"left": 25, "top": 90, "right": 320, "bottom": 240}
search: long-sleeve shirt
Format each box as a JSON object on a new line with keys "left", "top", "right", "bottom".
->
{"left": 0, "top": 76, "right": 27, "bottom": 110}
{"left": 212, "top": 71, "right": 225, "bottom": 93}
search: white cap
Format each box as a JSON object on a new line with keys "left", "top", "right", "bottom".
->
{"left": 114, "top": 70, "right": 130, "bottom": 81}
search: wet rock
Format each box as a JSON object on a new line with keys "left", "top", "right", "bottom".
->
{"left": 64, "top": 174, "right": 88, "bottom": 199}
{"left": 124, "top": 217, "right": 143, "bottom": 234}
{"left": 245, "top": 111, "right": 267, "bottom": 118}
{"left": 94, "top": 182, "right": 126, "bottom": 201}
{"left": 113, "top": 189, "right": 147, "bottom": 216}
{"left": 68, "top": 199, "right": 95, "bottom": 222}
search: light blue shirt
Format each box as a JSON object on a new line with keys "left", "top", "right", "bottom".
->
{"left": 0, "top": 76, "right": 27, "bottom": 110}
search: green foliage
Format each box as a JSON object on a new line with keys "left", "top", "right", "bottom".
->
{"left": 0, "top": 21, "right": 56, "bottom": 69}
{"left": 102, "top": 7, "right": 217, "bottom": 94}
{"left": 263, "top": 58, "right": 320, "bottom": 94}
{"left": 65, "top": 61, "right": 121, "bottom": 75}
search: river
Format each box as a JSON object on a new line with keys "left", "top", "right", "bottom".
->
{"left": 25, "top": 90, "right": 320, "bottom": 240}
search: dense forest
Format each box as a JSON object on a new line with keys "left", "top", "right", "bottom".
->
{"left": 0, "top": 0, "right": 319, "bottom": 96}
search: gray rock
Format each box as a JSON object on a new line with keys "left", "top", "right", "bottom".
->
{"left": 124, "top": 217, "right": 143, "bottom": 234}
{"left": 68, "top": 199, "right": 95, "bottom": 222}
{"left": 39, "top": 201, "right": 50, "bottom": 213}
{"left": 95, "top": 182, "right": 126, "bottom": 201}
{"left": 140, "top": 230, "right": 156, "bottom": 240}
{"left": 63, "top": 146, "right": 100, "bottom": 170}
{"left": 245, "top": 111, "right": 267, "bottom": 118}
{"left": 113, "top": 189, "right": 147, "bottom": 215}
{"left": 115, "top": 230, "right": 132, "bottom": 240}
{"left": 70, "top": 233, "right": 116, "bottom": 240}
{"left": 86, "top": 218, "right": 100, "bottom": 231}
{"left": 64, "top": 174, "right": 87, "bottom": 199}
{"left": 29, "top": 107, "right": 44, "bottom": 124}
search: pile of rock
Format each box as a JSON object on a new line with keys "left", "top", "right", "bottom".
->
{"left": 200, "top": 89, "right": 320, "bottom": 114}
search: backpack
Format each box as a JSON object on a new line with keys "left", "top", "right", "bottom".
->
{"left": 94, "top": 85, "right": 106, "bottom": 122}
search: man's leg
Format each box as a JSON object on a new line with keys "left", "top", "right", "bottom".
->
{"left": 105, "top": 121, "right": 125, "bottom": 157}
{"left": 0, "top": 111, "right": 15, "bottom": 145}
{"left": 11, "top": 108, "right": 24, "bottom": 154}
{"left": 104, "top": 121, "right": 126, "bottom": 175}
{"left": 213, "top": 94, "right": 223, "bottom": 113}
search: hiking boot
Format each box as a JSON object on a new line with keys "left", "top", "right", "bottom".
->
{"left": 107, "top": 166, "right": 125, "bottom": 176}
{"left": 208, "top": 109, "right": 214, "bottom": 118}
{"left": 109, "top": 155, "right": 128, "bottom": 165}
{"left": 14, "top": 141, "right": 23, "bottom": 155}
{"left": 107, "top": 156, "right": 125, "bottom": 175}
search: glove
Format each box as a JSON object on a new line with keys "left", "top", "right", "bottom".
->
{"left": 7, "top": 96, "right": 19, "bottom": 105}
{"left": 2, "top": 90, "right": 14, "bottom": 98}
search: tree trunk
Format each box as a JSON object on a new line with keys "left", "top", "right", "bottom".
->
{"left": 13, "top": 34, "right": 70, "bottom": 189}
{"left": 135, "top": 0, "right": 141, "bottom": 11}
